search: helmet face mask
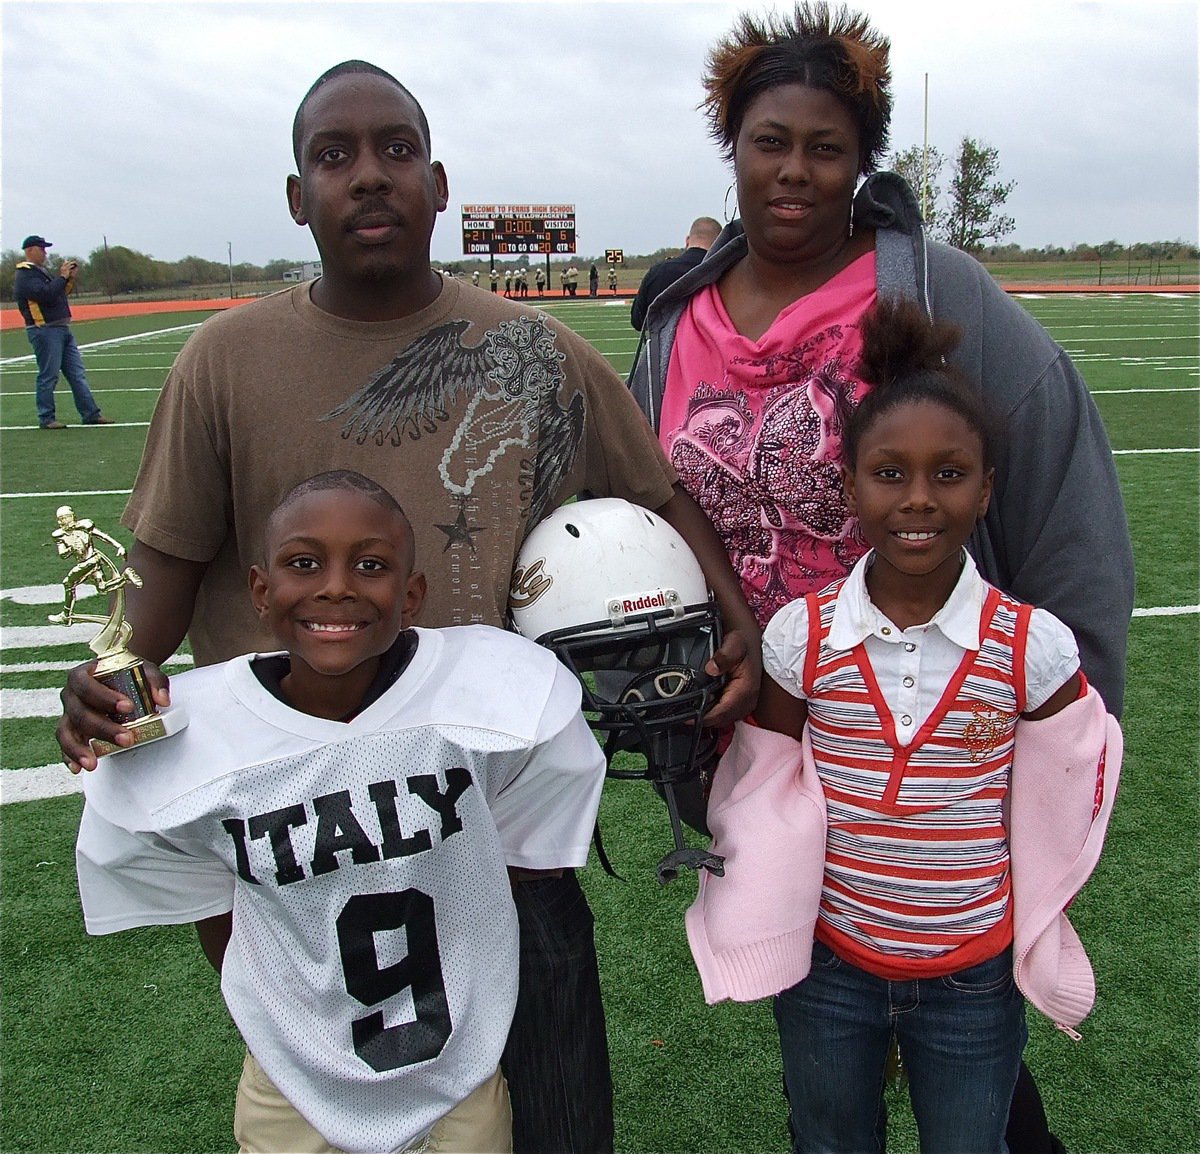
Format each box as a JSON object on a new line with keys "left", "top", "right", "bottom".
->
{"left": 538, "top": 604, "right": 721, "bottom": 779}
{"left": 510, "top": 499, "right": 727, "bottom": 882}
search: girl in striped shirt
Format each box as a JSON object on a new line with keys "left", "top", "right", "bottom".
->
{"left": 755, "top": 297, "right": 1083, "bottom": 1154}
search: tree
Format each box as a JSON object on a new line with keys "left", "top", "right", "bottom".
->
{"left": 262, "top": 258, "right": 299, "bottom": 281}
{"left": 0, "top": 249, "right": 21, "bottom": 300}
{"left": 890, "top": 144, "right": 946, "bottom": 234}
{"left": 944, "top": 137, "right": 1016, "bottom": 253}
{"left": 86, "top": 244, "right": 162, "bottom": 293}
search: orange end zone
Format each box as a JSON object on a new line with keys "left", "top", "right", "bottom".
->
{"left": 0, "top": 296, "right": 253, "bottom": 331}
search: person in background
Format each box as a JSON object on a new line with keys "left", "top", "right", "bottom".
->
{"left": 627, "top": 5, "right": 1133, "bottom": 1152}
{"left": 58, "top": 58, "right": 760, "bottom": 1154}
{"left": 13, "top": 234, "right": 113, "bottom": 429}
{"left": 629, "top": 217, "right": 721, "bottom": 331}
{"left": 589, "top": 264, "right": 599, "bottom": 297}
{"left": 608, "top": 266, "right": 618, "bottom": 294}
{"left": 535, "top": 265, "right": 546, "bottom": 296}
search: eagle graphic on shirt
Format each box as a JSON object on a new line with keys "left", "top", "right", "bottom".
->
{"left": 322, "top": 314, "right": 583, "bottom": 528}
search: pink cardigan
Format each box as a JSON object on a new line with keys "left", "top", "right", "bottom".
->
{"left": 685, "top": 687, "right": 1122, "bottom": 1033}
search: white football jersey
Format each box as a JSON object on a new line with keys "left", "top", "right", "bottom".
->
{"left": 76, "top": 626, "right": 605, "bottom": 1153}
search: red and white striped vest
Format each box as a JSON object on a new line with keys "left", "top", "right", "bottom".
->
{"left": 802, "top": 579, "right": 1034, "bottom": 979}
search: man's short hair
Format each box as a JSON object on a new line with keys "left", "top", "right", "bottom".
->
{"left": 688, "top": 217, "right": 722, "bottom": 246}
{"left": 292, "top": 60, "right": 432, "bottom": 167}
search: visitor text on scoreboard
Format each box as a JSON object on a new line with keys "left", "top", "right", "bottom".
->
{"left": 461, "top": 204, "right": 577, "bottom": 255}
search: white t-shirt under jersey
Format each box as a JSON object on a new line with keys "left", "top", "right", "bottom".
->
{"left": 76, "top": 625, "right": 605, "bottom": 1153}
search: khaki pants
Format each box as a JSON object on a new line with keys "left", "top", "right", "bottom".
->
{"left": 233, "top": 1049, "right": 512, "bottom": 1153}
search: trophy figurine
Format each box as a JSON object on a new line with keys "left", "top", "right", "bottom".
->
{"left": 48, "top": 506, "right": 187, "bottom": 757}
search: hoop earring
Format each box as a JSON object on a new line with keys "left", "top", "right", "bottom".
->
{"left": 723, "top": 183, "right": 738, "bottom": 224}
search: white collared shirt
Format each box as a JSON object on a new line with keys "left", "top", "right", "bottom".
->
{"left": 763, "top": 551, "right": 1079, "bottom": 744}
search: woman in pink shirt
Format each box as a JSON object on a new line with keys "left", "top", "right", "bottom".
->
{"left": 627, "top": 4, "right": 1133, "bottom": 1152}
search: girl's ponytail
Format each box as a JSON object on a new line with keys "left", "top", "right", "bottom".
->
{"left": 845, "top": 296, "right": 996, "bottom": 468}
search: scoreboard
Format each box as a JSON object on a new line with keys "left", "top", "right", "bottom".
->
{"left": 461, "top": 204, "right": 576, "bottom": 255}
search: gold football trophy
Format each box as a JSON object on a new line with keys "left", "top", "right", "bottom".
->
{"left": 48, "top": 506, "right": 187, "bottom": 757}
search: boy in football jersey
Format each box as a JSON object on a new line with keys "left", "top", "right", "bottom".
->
{"left": 74, "top": 470, "right": 606, "bottom": 1154}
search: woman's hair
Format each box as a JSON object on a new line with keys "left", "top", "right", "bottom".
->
{"left": 844, "top": 297, "right": 999, "bottom": 468}
{"left": 701, "top": 2, "right": 892, "bottom": 172}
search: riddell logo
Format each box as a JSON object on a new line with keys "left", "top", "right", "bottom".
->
{"left": 621, "top": 590, "right": 672, "bottom": 613}
{"left": 510, "top": 558, "right": 553, "bottom": 608}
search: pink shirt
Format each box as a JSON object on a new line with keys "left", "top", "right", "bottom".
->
{"left": 660, "top": 252, "right": 877, "bottom": 627}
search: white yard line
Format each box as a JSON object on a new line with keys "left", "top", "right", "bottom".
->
{"left": 1092, "top": 387, "right": 1200, "bottom": 394}
{"left": 4, "top": 688, "right": 67, "bottom": 718}
{"left": 0, "top": 323, "right": 202, "bottom": 366}
{"left": 1, "top": 488, "right": 134, "bottom": 499}
{"left": 2, "top": 623, "right": 101, "bottom": 648}
{"left": 2, "top": 422, "right": 151, "bottom": 432}
{"left": 0, "top": 764, "right": 84, "bottom": 803}
{"left": 3, "top": 656, "right": 192, "bottom": 674}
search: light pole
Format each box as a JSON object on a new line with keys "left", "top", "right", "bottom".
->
{"left": 227, "top": 241, "right": 234, "bottom": 299}
{"left": 102, "top": 234, "right": 114, "bottom": 303}
{"left": 920, "top": 72, "right": 930, "bottom": 224}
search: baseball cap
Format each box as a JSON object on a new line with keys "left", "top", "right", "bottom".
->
{"left": 21, "top": 235, "right": 52, "bottom": 249}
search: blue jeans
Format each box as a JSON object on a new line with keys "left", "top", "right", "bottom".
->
{"left": 26, "top": 325, "right": 102, "bottom": 424}
{"left": 774, "top": 941, "right": 1027, "bottom": 1154}
{"left": 502, "top": 871, "right": 614, "bottom": 1153}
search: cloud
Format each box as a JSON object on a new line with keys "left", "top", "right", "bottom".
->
{"left": 3, "top": 0, "right": 1196, "bottom": 266}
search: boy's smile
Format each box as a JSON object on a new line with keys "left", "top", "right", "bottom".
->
{"left": 250, "top": 487, "right": 425, "bottom": 720}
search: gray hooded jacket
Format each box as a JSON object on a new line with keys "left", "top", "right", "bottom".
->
{"left": 629, "top": 172, "right": 1133, "bottom": 716}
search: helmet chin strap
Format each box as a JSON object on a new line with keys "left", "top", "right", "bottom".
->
{"left": 606, "top": 665, "right": 726, "bottom": 885}
{"left": 655, "top": 782, "right": 725, "bottom": 885}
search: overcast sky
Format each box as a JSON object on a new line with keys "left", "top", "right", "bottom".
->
{"left": 3, "top": 0, "right": 1197, "bottom": 269}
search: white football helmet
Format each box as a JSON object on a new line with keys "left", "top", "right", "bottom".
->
{"left": 510, "top": 498, "right": 725, "bottom": 881}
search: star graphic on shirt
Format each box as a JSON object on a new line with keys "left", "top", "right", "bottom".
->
{"left": 435, "top": 504, "right": 486, "bottom": 554}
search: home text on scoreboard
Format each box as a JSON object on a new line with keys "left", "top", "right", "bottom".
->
{"left": 461, "top": 204, "right": 577, "bottom": 255}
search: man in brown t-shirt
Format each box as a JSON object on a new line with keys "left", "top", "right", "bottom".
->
{"left": 59, "top": 60, "right": 760, "bottom": 1154}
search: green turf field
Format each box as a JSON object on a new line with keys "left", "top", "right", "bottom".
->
{"left": 1, "top": 293, "right": 1197, "bottom": 1152}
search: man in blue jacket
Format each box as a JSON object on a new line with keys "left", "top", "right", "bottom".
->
{"left": 13, "top": 234, "right": 112, "bottom": 429}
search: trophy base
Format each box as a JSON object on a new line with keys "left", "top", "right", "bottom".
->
{"left": 91, "top": 705, "right": 189, "bottom": 758}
